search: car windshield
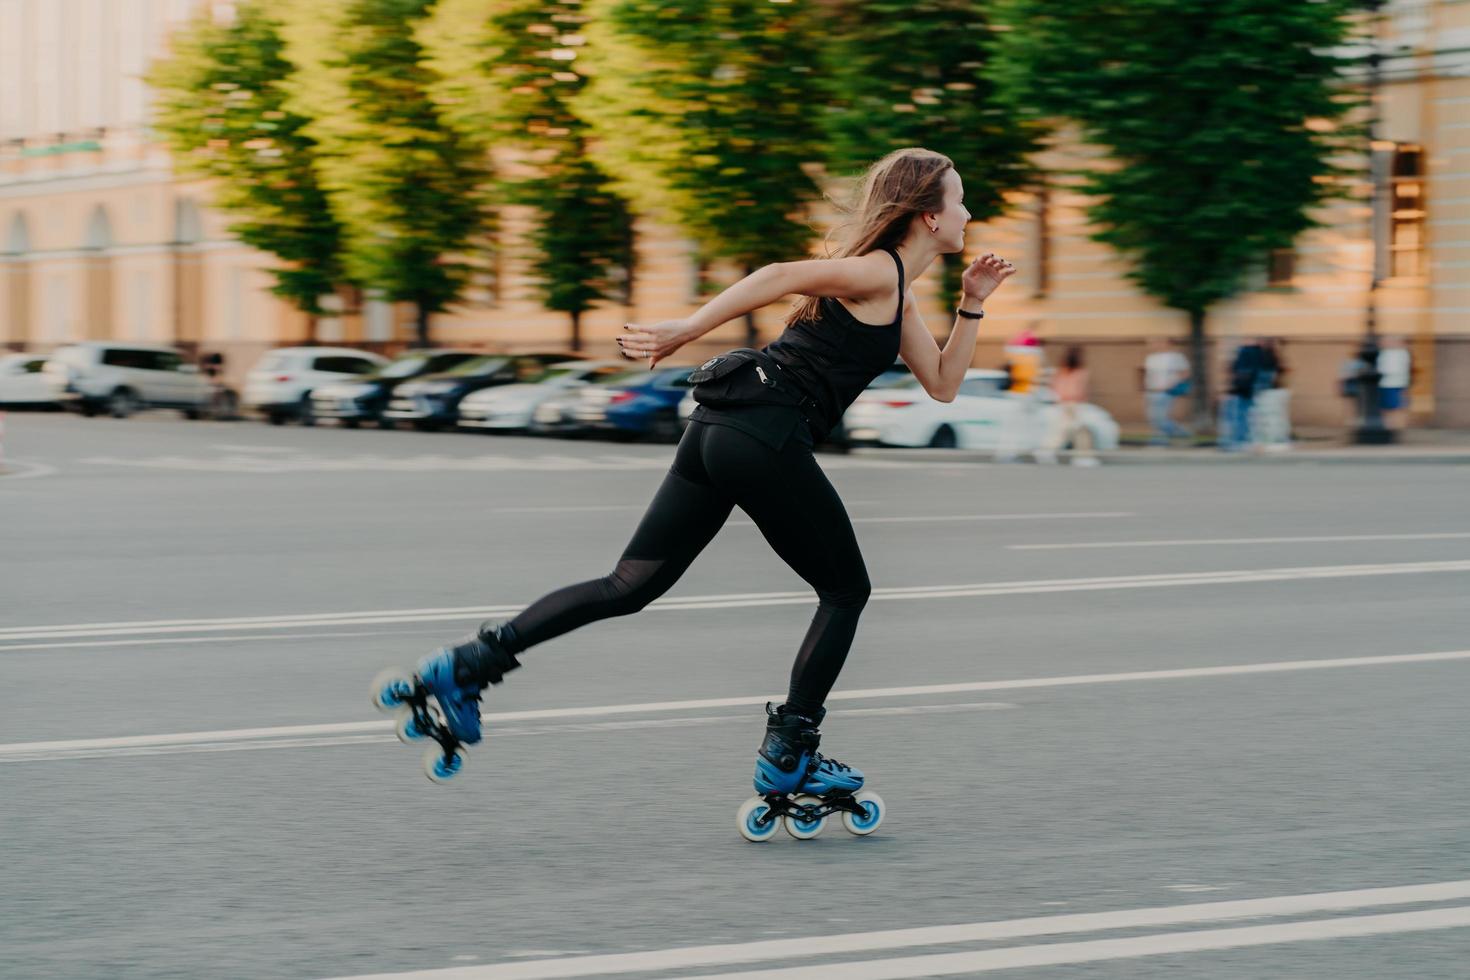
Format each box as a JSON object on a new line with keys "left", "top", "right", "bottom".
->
{"left": 443, "top": 356, "right": 509, "bottom": 378}
{"left": 51, "top": 346, "right": 91, "bottom": 368}
{"left": 376, "top": 356, "right": 432, "bottom": 379}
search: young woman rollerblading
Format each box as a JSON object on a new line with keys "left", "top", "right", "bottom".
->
{"left": 377, "top": 147, "right": 1017, "bottom": 834}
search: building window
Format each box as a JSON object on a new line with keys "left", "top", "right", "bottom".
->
{"left": 1389, "top": 143, "right": 1425, "bottom": 280}
{"left": 1266, "top": 248, "right": 1296, "bottom": 287}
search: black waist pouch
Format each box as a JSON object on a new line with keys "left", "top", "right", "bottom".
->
{"left": 690, "top": 348, "right": 810, "bottom": 411}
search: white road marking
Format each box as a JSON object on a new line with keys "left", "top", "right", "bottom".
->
{"left": 1011, "top": 531, "right": 1470, "bottom": 550}
{"left": 4, "top": 558, "right": 1468, "bottom": 646}
{"left": 0, "top": 703, "right": 1016, "bottom": 762}
{"left": 692, "top": 908, "right": 1470, "bottom": 979}
{"left": 315, "top": 881, "right": 1470, "bottom": 979}
{"left": 732, "top": 511, "right": 1134, "bottom": 527}
{"left": 0, "top": 458, "right": 58, "bottom": 481}
{"left": 4, "top": 649, "right": 1469, "bottom": 762}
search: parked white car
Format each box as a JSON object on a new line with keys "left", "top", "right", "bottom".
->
{"left": 0, "top": 353, "right": 56, "bottom": 407}
{"left": 243, "top": 347, "right": 388, "bottom": 425}
{"left": 41, "top": 342, "right": 218, "bottom": 418}
{"left": 843, "top": 368, "right": 1120, "bottom": 451}
{"left": 458, "top": 360, "right": 628, "bottom": 432}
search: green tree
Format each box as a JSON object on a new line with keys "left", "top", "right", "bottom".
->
{"left": 280, "top": 0, "right": 491, "bottom": 346}
{"left": 575, "top": 0, "right": 826, "bottom": 346}
{"left": 820, "top": 0, "right": 1042, "bottom": 304}
{"left": 419, "top": 0, "right": 634, "bottom": 352}
{"left": 991, "top": 0, "right": 1363, "bottom": 424}
{"left": 148, "top": 1, "right": 345, "bottom": 320}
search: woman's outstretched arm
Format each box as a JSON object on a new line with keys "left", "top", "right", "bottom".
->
{"left": 619, "top": 253, "right": 893, "bottom": 367}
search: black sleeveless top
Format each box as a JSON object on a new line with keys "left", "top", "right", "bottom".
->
{"left": 690, "top": 247, "right": 905, "bottom": 449}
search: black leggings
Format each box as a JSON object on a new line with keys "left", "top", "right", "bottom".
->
{"left": 503, "top": 419, "right": 872, "bottom": 714}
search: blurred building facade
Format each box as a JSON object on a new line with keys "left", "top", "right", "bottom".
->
{"left": 1, "top": 0, "right": 1467, "bottom": 426}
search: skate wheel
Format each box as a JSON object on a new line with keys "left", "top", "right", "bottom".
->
{"left": 736, "top": 796, "right": 782, "bottom": 843}
{"left": 784, "top": 795, "right": 827, "bottom": 840}
{"left": 423, "top": 744, "right": 467, "bottom": 783}
{"left": 395, "top": 710, "right": 428, "bottom": 744}
{"left": 841, "top": 790, "right": 885, "bottom": 836}
{"left": 370, "top": 668, "right": 415, "bottom": 713}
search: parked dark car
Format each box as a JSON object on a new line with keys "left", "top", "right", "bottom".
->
{"left": 577, "top": 366, "right": 696, "bottom": 443}
{"left": 311, "top": 349, "right": 482, "bottom": 428}
{"left": 383, "top": 352, "right": 586, "bottom": 431}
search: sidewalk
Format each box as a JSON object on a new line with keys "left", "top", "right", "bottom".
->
{"left": 850, "top": 428, "right": 1470, "bottom": 465}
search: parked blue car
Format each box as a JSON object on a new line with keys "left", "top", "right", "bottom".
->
{"left": 577, "top": 365, "right": 695, "bottom": 443}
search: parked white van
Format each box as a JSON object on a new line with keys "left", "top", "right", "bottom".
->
{"left": 41, "top": 342, "right": 218, "bottom": 418}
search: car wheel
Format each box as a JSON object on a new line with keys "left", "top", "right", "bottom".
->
{"left": 268, "top": 411, "right": 286, "bottom": 426}
{"left": 182, "top": 408, "right": 202, "bottom": 420}
{"left": 377, "top": 418, "right": 395, "bottom": 430}
{"left": 107, "top": 389, "right": 137, "bottom": 419}
{"left": 80, "top": 403, "right": 99, "bottom": 418}
{"left": 929, "top": 425, "right": 957, "bottom": 449}
{"left": 650, "top": 413, "right": 681, "bottom": 443}
{"left": 342, "top": 418, "right": 360, "bottom": 429}
{"left": 211, "top": 389, "right": 240, "bottom": 421}
{"left": 298, "top": 395, "right": 315, "bottom": 427}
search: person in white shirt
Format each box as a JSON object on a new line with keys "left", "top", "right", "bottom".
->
{"left": 1377, "top": 336, "right": 1412, "bottom": 429}
{"left": 1141, "top": 338, "right": 1190, "bottom": 446}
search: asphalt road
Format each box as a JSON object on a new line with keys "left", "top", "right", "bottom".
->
{"left": 3, "top": 411, "right": 1469, "bottom": 979}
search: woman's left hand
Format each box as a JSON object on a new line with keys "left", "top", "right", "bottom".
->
{"left": 962, "top": 252, "right": 1017, "bottom": 303}
{"left": 618, "top": 319, "right": 695, "bottom": 369}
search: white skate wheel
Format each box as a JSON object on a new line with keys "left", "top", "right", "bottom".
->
{"left": 736, "top": 796, "right": 782, "bottom": 842}
{"left": 841, "top": 790, "right": 885, "bottom": 836}
{"left": 369, "top": 668, "right": 414, "bottom": 713}
{"left": 394, "top": 710, "right": 427, "bottom": 744}
{"left": 784, "top": 795, "right": 827, "bottom": 840}
{"left": 423, "top": 743, "right": 468, "bottom": 784}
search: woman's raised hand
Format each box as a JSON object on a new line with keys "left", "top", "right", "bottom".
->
{"left": 961, "top": 252, "right": 1017, "bottom": 303}
{"left": 618, "top": 319, "right": 695, "bottom": 369}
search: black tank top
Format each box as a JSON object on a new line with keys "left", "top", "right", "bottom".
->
{"left": 762, "top": 247, "right": 905, "bottom": 439}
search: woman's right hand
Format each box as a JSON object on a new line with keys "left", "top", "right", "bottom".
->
{"left": 618, "top": 319, "right": 696, "bottom": 369}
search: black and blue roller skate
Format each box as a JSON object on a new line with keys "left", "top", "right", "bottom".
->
{"left": 370, "top": 621, "right": 521, "bottom": 783}
{"left": 736, "top": 702, "right": 885, "bottom": 842}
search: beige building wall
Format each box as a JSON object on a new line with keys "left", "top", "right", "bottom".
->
{"left": 1, "top": 0, "right": 1466, "bottom": 427}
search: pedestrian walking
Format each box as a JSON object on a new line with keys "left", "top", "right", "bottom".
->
{"left": 1141, "top": 337, "right": 1190, "bottom": 446}
{"left": 1377, "top": 335, "right": 1412, "bottom": 430}
{"left": 1251, "top": 338, "right": 1291, "bottom": 452}
{"left": 1220, "top": 338, "right": 1266, "bottom": 451}
{"left": 396, "top": 148, "right": 1017, "bottom": 824}
{"left": 1037, "top": 346, "right": 1098, "bottom": 466}
{"left": 993, "top": 326, "right": 1044, "bottom": 462}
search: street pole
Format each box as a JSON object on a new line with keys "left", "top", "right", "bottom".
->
{"left": 1356, "top": 0, "right": 1395, "bottom": 445}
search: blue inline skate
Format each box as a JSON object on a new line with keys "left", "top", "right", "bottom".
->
{"left": 736, "top": 702, "right": 885, "bottom": 841}
{"left": 370, "top": 621, "right": 521, "bottom": 783}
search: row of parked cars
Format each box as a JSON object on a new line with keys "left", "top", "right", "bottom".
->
{"left": 0, "top": 341, "right": 1120, "bottom": 451}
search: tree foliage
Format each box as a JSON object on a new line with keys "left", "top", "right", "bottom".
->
{"left": 148, "top": 1, "right": 345, "bottom": 316}
{"left": 419, "top": 0, "right": 634, "bottom": 349}
{"left": 990, "top": 0, "right": 1363, "bottom": 418}
{"left": 820, "top": 0, "right": 1042, "bottom": 302}
{"left": 280, "top": 0, "right": 491, "bottom": 345}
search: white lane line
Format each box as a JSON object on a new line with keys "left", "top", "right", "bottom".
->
{"left": 5, "top": 558, "right": 1469, "bottom": 644}
{"left": 692, "top": 907, "right": 1470, "bottom": 979}
{"left": 315, "top": 881, "right": 1470, "bottom": 979}
{"left": 731, "top": 511, "right": 1136, "bottom": 527}
{"left": 1011, "top": 531, "right": 1470, "bottom": 551}
{"left": 0, "top": 703, "right": 1016, "bottom": 762}
{"left": 0, "top": 628, "right": 432, "bottom": 654}
{"left": 5, "top": 649, "right": 1469, "bottom": 761}
{"left": 0, "top": 458, "right": 58, "bottom": 481}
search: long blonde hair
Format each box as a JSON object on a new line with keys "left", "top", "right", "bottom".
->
{"left": 786, "top": 147, "right": 954, "bottom": 325}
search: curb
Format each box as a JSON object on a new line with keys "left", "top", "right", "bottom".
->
{"left": 848, "top": 446, "right": 1470, "bottom": 466}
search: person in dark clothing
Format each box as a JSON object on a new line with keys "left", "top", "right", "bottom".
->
{"left": 403, "top": 147, "right": 1017, "bottom": 816}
